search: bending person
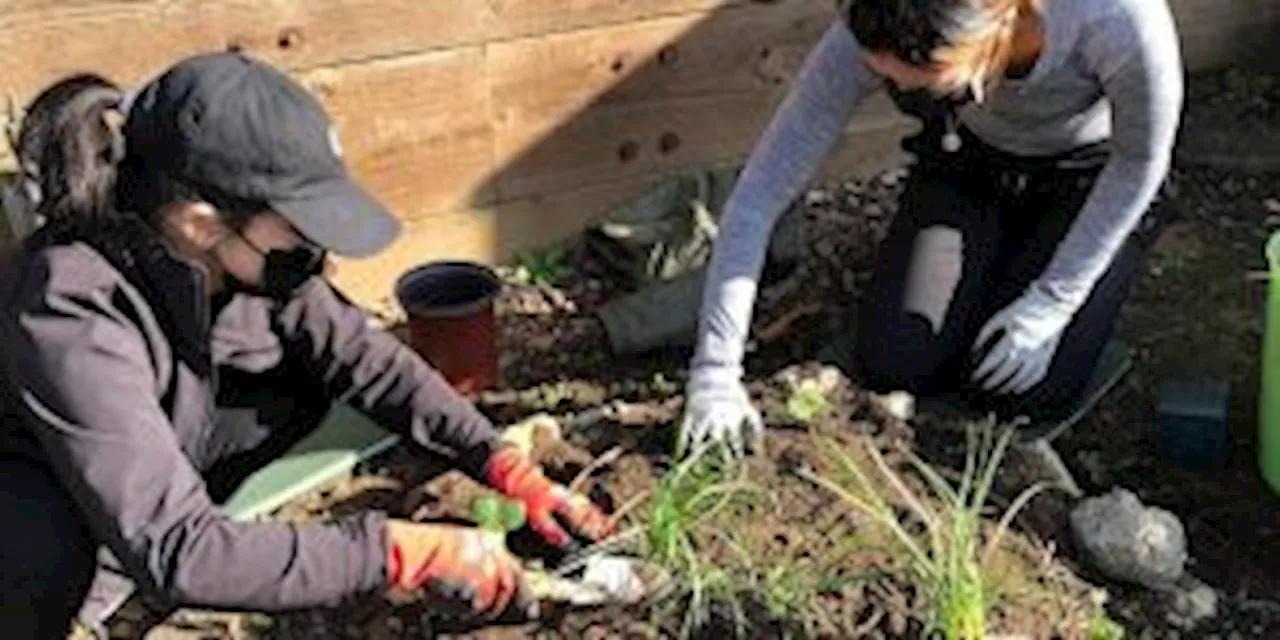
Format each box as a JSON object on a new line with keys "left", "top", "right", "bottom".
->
{"left": 0, "top": 52, "right": 614, "bottom": 639}
{"left": 677, "top": 0, "right": 1183, "bottom": 458}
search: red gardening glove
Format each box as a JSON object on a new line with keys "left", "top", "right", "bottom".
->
{"left": 484, "top": 447, "right": 617, "bottom": 549}
{"left": 383, "top": 520, "right": 525, "bottom": 617}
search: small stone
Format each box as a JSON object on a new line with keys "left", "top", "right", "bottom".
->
{"left": 869, "top": 391, "right": 915, "bottom": 420}
{"left": 887, "top": 611, "right": 908, "bottom": 636}
{"left": 880, "top": 168, "right": 907, "bottom": 187}
{"left": 815, "top": 366, "right": 843, "bottom": 395}
{"left": 864, "top": 203, "right": 884, "bottom": 217}
{"left": 1070, "top": 488, "right": 1188, "bottom": 590}
{"left": 1166, "top": 578, "right": 1218, "bottom": 628}
{"left": 1265, "top": 198, "right": 1280, "bottom": 214}
{"left": 805, "top": 189, "right": 832, "bottom": 206}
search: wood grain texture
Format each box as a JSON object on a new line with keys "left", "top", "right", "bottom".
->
{"left": 486, "top": 4, "right": 857, "bottom": 200}
{"left": 0, "top": 0, "right": 750, "bottom": 111}
{"left": 487, "top": 0, "right": 741, "bottom": 41}
{"left": 0, "top": 0, "right": 486, "bottom": 109}
{"left": 298, "top": 47, "right": 496, "bottom": 219}
{"left": 1, "top": 0, "right": 1273, "bottom": 295}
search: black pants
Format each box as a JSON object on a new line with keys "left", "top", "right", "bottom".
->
{"left": 853, "top": 128, "right": 1155, "bottom": 424}
{"left": 0, "top": 367, "right": 335, "bottom": 639}
{"left": 0, "top": 455, "right": 99, "bottom": 639}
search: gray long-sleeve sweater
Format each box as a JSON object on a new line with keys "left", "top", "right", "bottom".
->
{"left": 691, "top": 0, "right": 1184, "bottom": 379}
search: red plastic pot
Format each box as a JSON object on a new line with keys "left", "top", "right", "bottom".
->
{"left": 395, "top": 261, "right": 502, "bottom": 395}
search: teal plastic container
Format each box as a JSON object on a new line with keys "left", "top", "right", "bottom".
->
{"left": 1260, "top": 231, "right": 1280, "bottom": 493}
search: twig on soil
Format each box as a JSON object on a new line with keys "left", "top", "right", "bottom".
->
{"left": 849, "top": 607, "right": 887, "bottom": 637}
{"left": 568, "top": 445, "right": 626, "bottom": 493}
{"left": 606, "top": 488, "right": 653, "bottom": 527}
{"left": 755, "top": 302, "right": 824, "bottom": 343}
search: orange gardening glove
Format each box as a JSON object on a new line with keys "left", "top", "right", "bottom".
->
{"left": 483, "top": 446, "right": 617, "bottom": 549}
{"left": 383, "top": 520, "right": 524, "bottom": 617}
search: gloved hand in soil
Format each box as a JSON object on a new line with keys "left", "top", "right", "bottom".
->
{"left": 675, "top": 365, "right": 764, "bottom": 460}
{"left": 383, "top": 520, "right": 526, "bottom": 617}
{"left": 484, "top": 446, "right": 616, "bottom": 549}
{"left": 971, "top": 285, "right": 1076, "bottom": 395}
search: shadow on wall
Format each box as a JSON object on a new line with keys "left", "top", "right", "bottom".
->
{"left": 464, "top": 1, "right": 868, "bottom": 264}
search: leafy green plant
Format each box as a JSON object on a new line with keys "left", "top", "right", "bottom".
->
{"left": 798, "top": 421, "right": 1049, "bottom": 640}
{"left": 757, "top": 563, "right": 822, "bottom": 626}
{"left": 1089, "top": 612, "right": 1125, "bottom": 640}
{"left": 472, "top": 494, "right": 527, "bottom": 535}
{"left": 1087, "top": 592, "right": 1124, "bottom": 640}
{"left": 785, "top": 378, "right": 833, "bottom": 424}
{"left": 513, "top": 246, "right": 571, "bottom": 287}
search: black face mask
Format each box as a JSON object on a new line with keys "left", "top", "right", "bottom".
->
{"left": 227, "top": 233, "right": 327, "bottom": 300}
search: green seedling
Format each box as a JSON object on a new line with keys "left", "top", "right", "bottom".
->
{"left": 1087, "top": 592, "right": 1124, "bottom": 640}
{"left": 513, "top": 246, "right": 571, "bottom": 288}
{"left": 1088, "top": 612, "right": 1125, "bottom": 640}
{"left": 800, "top": 421, "right": 1048, "bottom": 640}
{"left": 472, "top": 494, "right": 527, "bottom": 536}
{"left": 785, "top": 378, "right": 833, "bottom": 424}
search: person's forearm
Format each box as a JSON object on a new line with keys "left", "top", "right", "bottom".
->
{"left": 147, "top": 509, "right": 390, "bottom": 610}
{"left": 1032, "top": 152, "right": 1169, "bottom": 307}
{"left": 280, "top": 281, "right": 501, "bottom": 479}
{"left": 1032, "top": 7, "right": 1182, "bottom": 308}
{"left": 692, "top": 21, "right": 879, "bottom": 376}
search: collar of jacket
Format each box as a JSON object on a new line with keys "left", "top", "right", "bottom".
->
{"left": 65, "top": 214, "right": 216, "bottom": 369}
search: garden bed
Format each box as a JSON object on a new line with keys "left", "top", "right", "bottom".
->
{"left": 107, "top": 66, "right": 1280, "bottom": 639}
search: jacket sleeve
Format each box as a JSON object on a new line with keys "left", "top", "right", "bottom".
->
{"left": 277, "top": 278, "right": 501, "bottom": 479}
{"left": 691, "top": 20, "right": 880, "bottom": 378}
{"left": 1030, "top": 1, "right": 1183, "bottom": 310}
{"left": 3, "top": 281, "right": 389, "bottom": 611}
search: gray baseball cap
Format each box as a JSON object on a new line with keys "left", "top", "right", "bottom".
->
{"left": 123, "top": 51, "right": 401, "bottom": 258}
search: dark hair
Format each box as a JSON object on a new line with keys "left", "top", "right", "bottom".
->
{"left": 839, "top": 0, "right": 996, "bottom": 66}
{"left": 14, "top": 73, "right": 125, "bottom": 238}
{"left": 13, "top": 73, "right": 262, "bottom": 242}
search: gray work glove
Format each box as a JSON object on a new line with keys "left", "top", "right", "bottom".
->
{"left": 972, "top": 286, "right": 1076, "bottom": 395}
{"left": 675, "top": 365, "right": 764, "bottom": 460}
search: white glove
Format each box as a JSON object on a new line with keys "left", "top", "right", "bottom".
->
{"left": 971, "top": 285, "right": 1077, "bottom": 396}
{"left": 675, "top": 365, "right": 764, "bottom": 460}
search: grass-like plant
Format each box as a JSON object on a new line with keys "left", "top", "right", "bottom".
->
{"left": 798, "top": 420, "right": 1049, "bottom": 640}
{"left": 641, "top": 447, "right": 766, "bottom": 637}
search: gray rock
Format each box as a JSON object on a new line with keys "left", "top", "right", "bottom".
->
{"left": 1070, "top": 488, "right": 1188, "bottom": 590}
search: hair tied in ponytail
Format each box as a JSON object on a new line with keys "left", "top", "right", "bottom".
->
{"left": 102, "top": 104, "right": 126, "bottom": 164}
{"left": 13, "top": 73, "right": 127, "bottom": 239}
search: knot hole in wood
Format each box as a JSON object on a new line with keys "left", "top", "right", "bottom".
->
{"left": 278, "top": 27, "right": 305, "bottom": 50}
{"left": 617, "top": 140, "right": 640, "bottom": 163}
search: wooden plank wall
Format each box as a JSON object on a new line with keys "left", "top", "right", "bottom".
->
{"left": 0, "top": 0, "right": 1274, "bottom": 308}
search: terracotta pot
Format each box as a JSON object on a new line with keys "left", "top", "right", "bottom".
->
{"left": 395, "top": 261, "right": 501, "bottom": 395}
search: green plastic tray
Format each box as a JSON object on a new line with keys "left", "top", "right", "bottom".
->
{"left": 218, "top": 403, "right": 400, "bottom": 521}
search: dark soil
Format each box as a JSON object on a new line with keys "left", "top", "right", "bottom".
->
{"left": 107, "top": 66, "right": 1280, "bottom": 639}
